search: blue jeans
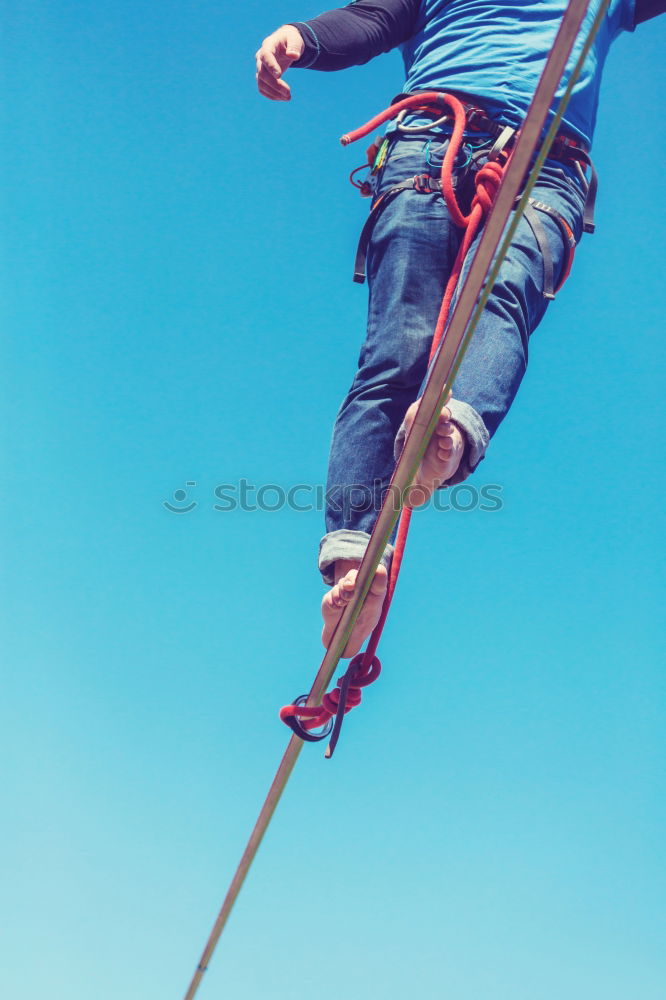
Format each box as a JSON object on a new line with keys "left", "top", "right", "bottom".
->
{"left": 319, "top": 132, "right": 587, "bottom": 584}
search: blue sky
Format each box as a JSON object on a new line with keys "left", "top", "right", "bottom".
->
{"left": 1, "top": 3, "right": 664, "bottom": 998}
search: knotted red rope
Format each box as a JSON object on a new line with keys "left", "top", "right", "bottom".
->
{"left": 281, "top": 93, "right": 510, "bottom": 754}
{"left": 280, "top": 651, "right": 381, "bottom": 750}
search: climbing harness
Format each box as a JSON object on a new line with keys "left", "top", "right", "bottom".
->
{"left": 182, "top": 2, "right": 611, "bottom": 996}
{"left": 348, "top": 93, "right": 595, "bottom": 294}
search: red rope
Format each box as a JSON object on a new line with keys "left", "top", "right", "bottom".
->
{"left": 279, "top": 651, "right": 381, "bottom": 733}
{"left": 281, "top": 93, "right": 509, "bottom": 746}
{"left": 349, "top": 163, "right": 374, "bottom": 197}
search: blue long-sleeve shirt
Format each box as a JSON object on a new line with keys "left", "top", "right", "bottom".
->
{"left": 289, "top": 0, "right": 638, "bottom": 146}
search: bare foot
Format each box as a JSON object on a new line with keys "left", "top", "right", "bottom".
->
{"left": 400, "top": 397, "right": 464, "bottom": 506}
{"left": 321, "top": 559, "right": 388, "bottom": 658}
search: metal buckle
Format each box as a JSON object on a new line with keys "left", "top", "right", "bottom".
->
{"left": 413, "top": 173, "right": 432, "bottom": 193}
{"left": 465, "top": 107, "right": 489, "bottom": 131}
{"left": 487, "top": 125, "right": 516, "bottom": 161}
{"left": 395, "top": 107, "right": 453, "bottom": 135}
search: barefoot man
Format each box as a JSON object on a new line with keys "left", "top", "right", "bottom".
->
{"left": 255, "top": 0, "right": 663, "bottom": 658}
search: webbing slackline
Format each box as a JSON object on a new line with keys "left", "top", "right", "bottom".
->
{"left": 182, "top": 2, "right": 608, "bottom": 995}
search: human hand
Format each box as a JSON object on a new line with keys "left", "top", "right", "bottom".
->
{"left": 255, "top": 25, "right": 305, "bottom": 101}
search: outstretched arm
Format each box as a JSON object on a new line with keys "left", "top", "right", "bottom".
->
{"left": 256, "top": 0, "right": 419, "bottom": 101}
{"left": 255, "top": 25, "right": 306, "bottom": 101}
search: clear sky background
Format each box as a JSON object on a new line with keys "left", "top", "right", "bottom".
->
{"left": 1, "top": 3, "right": 664, "bottom": 999}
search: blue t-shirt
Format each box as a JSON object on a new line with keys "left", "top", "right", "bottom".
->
{"left": 399, "top": 0, "right": 636, "bottom": 145}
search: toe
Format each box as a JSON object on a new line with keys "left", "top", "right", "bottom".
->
{"left": 331, "top": 572, "right": 356, "bottom": 607}
{"left": 436, "top": 420, "right": 453, "bottom": 438}
{"left": 322, "top": 589, "right": 338, "bottom": 615}
{"left": 369, "top": 564, "right": 388, "bottom": 595}
{"left": 329, "top": 586, "right": 343, "bottom": 609}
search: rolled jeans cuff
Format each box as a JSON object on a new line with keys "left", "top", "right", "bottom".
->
{"left": 393, "top": 398, "right": 489, "bottom": 487}
{"left": 318, "top": 529, "right": 394, "bottom": 586}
